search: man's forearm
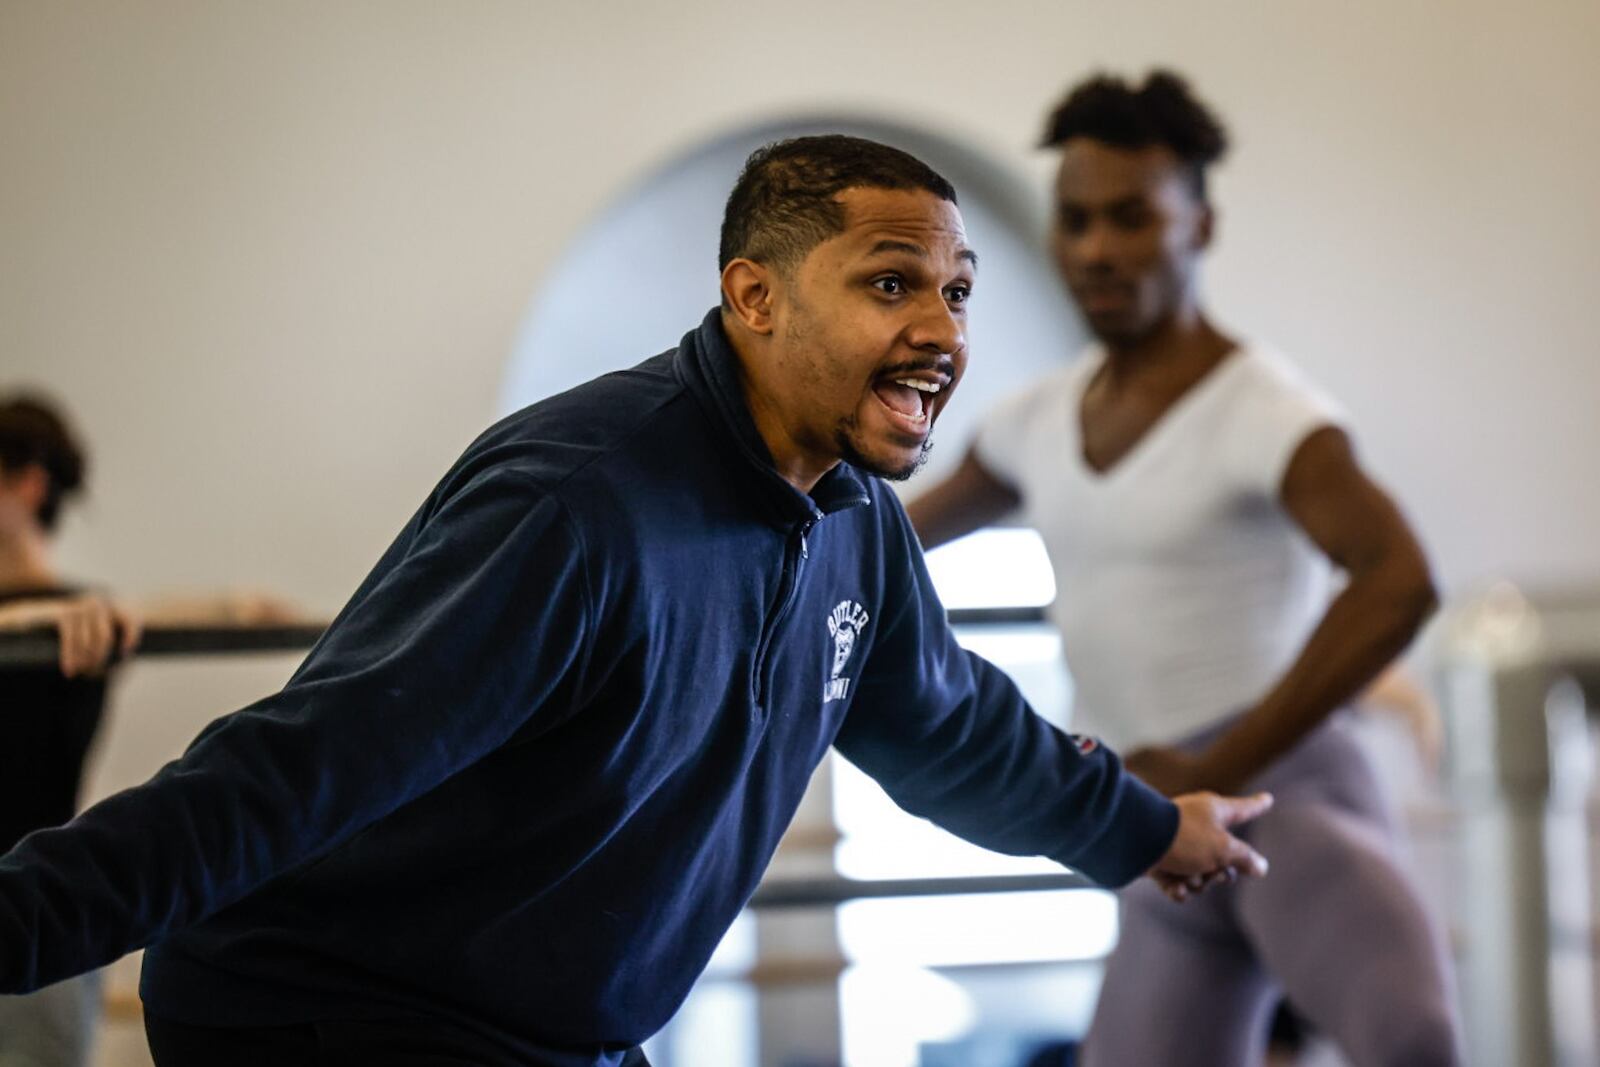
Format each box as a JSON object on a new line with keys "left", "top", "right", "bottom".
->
{"left": 1198, "top": 564, "right": 1437, "bottom": 793}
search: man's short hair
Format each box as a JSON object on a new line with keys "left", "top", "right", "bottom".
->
{"left": 1041, "top": 70, "right": 1228, "bottom": 199}
{"left": 718, "top": 135, "right": 958, "bottom": 274}
{"left": 0, "top": 394, "right": 86, "bottom": 533}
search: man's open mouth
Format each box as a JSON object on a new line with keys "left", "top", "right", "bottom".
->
{"left": 871, "top": 372, "right": 945, "bottom": 430}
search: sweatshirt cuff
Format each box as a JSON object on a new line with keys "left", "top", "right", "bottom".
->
{"left": 1054, "top": 773, "right": 1180, "bottom": 889}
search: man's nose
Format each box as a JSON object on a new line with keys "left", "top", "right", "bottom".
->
{"left": 1075, "top": 219, "right": 1116, "bottom": 269}
{"left": 909, "top": 291, "right": 964, "bottom": 355}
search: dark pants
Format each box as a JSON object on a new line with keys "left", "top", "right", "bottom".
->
{"left": 144, "top": 1013, "right": 651, "bottom": 1067}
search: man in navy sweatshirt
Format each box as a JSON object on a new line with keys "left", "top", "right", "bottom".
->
{"left": 0, "top": 135, "right": 1272, "bottom": 1066}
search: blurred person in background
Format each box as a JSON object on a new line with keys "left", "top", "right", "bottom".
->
{"left": 908, "top": 72, "right": 1461, "bottom": 1066}
{"left": 0, "top": 393, "right": 301, "bottom": 1067}
{"left": 0, "top": 395, "right": 139, "bottom": 1067}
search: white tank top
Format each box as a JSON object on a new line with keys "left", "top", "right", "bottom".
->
{"left": 974, "top": 344, "right": 1346, "bottom": 750}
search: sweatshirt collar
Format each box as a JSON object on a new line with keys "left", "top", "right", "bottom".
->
{"left": 676, "top": 308, "right": 872, "bottom": 524}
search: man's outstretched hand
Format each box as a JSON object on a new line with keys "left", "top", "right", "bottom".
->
{"left": 1148, "top": 792, "right": 1273, "bottom": 903}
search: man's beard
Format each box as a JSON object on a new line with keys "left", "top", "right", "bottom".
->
{"left": 835, "top": 420, "right": 935, "bottom": 482}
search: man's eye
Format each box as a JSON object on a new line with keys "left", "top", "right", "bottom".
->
{"left": 873, "top": 276, "right": 905, "bottom": 295}
{"left": 945, "top": 285, "right": 972, "bottom": 305}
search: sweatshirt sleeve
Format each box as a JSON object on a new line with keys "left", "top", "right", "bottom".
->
{"left": 0, "top": 468, "right": 592, "bottom": 993}
{"left": 833, "top": 493, "right": 1177, "bottom": 888}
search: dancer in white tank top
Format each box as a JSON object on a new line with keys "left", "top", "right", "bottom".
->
{"left": 909, "top": 71, "right": 1462, "bottom": 1066}
{"left": 975, "top": 341, "right": 1344, "bottom": 751}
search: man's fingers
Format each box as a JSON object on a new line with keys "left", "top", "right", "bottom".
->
{"left": 1214, "top": 791, "right": 1274, "bottom": 828}
{"left": 1152, "top": 872, "right": 1190, "bottom": 903}
{"left": 114, "top": 603, "right": 144, "bottom": 656}
{"left": 59, "top": 606, "right": 88, "bottom": 676}
{"left": 47, "top": 596, "right": 136, "bottom": 675}
{"left": 1219, "top": 834, "right": 1269, "bottom": 879}
{"left": 87, "top": 600, "right": 114, "bottom": 668}
{"left": 1152, "top": 863, "right": 1244, "bottom": 903}
{"left": 1206, "top": 793, "right": 1271, "bottom": 877}
{"left": 56, "top": 610, "right": 75, "bottom": 675}
{"left": 55, "top": 599, "right": 123, "bottom": 676}
{"left": 75, "top": 600, "right": 112, "bottom": 673}
{"left": 1159, "top": 791, "right": 1274, "bottom": 887}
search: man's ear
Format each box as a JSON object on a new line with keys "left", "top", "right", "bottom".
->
{"left": 721, "top": 258, "right": 777, "bottom": 336}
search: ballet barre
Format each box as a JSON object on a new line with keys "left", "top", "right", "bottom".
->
{"left": 0, "top": 608, "right": 1050, "bottom": 670}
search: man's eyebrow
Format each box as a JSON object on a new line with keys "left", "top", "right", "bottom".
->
{"left": 867, "top": 239, "right": 979, "bottom": 269}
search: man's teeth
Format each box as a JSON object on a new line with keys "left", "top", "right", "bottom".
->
{"left": 893, "top": 379, "right": 942, "bottom": 393}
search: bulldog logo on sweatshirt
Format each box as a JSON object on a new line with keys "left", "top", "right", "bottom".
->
{"left": 824, "top": 600, "right": 870, "bottom": 703}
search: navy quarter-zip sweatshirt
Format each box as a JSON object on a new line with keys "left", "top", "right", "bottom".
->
{"left": 0, "top": 310, "right": 1178, "bottom": 1063}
